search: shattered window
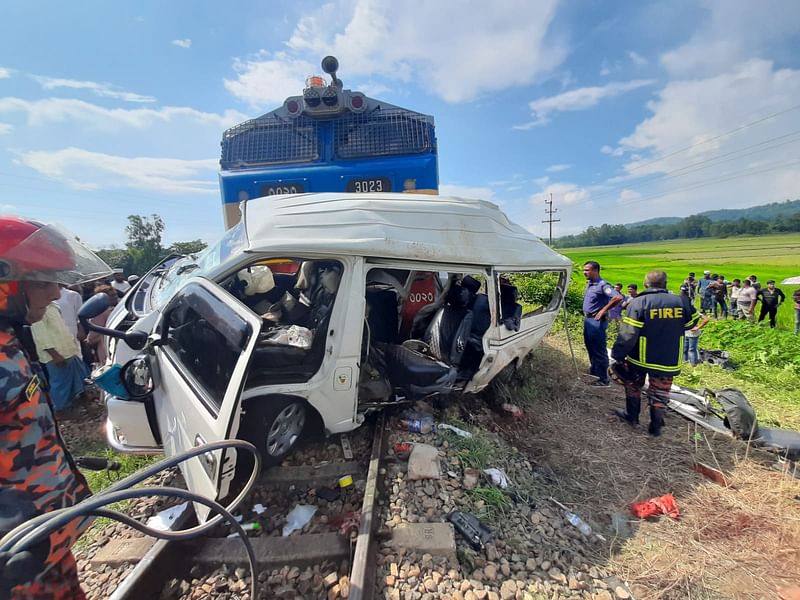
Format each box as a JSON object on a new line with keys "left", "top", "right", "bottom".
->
{"left": 500, "top": 271, "right": 566, "bottom": 319}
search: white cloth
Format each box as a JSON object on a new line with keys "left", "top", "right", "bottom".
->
{"left": 31, "top": 304, "right": 82, "bottom": 363}
{"left": 738, "top": 286, "right": 757, "bottom": 308}
{"left": 56, "top": 287, "right": 82, "bottom": 339}
{"left": 111, "top": 280, "right": 131, "bottom": 295}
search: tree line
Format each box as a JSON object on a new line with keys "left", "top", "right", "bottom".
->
{"left": 555, "top": 209, "right": 800, "bottom": 248}
{"left": 95, "top": 214, "right": 208, "bottom": 275}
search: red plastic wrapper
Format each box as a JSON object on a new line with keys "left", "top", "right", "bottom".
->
{"left": 630, "top": 493, "right": 680, "bottom": 520}
{"left": 393, "top": 442, "right": 413, "bottom": 461}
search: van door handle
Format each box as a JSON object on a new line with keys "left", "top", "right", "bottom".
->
{"left": 195, "top": 434, "right": 216, "bottom": 475}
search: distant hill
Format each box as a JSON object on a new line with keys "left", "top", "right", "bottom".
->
{"left": 556, "top": 199, "right": 800, "bottom": 248}
{"left": 626, "top": 216, "right": 682, "bottom": 227}
{"left": 626, "top": 200, "right": 800, "bottom": 228}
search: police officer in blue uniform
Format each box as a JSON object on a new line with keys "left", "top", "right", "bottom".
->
{"left": 610, "top": 270, "right": 699, "bottom": 435}
{"left": 582, "top": 261, "right": 622, "bottom": 386}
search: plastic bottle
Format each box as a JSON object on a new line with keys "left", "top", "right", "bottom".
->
{"left": 565, "top": 512, "right": 592, "bottom": 536}
{"left": 398, "top": 413, "right": 436, "bottom": 434}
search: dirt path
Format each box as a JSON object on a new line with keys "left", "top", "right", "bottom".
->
{"left": 477, "top": 336, "right": 800, "bottom": 599}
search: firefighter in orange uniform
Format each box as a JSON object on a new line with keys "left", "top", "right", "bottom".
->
{"left": 0, "top": 216, "right": 111, "bottom": 599}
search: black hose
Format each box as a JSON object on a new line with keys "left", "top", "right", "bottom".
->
{"left": 0, "top": 439, "right": 261, "bottom": 598}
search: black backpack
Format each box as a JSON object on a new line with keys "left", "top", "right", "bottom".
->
{"left": 712, "top": 388, "right": 759, "bottom": 440}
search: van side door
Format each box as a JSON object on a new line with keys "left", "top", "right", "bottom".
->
{"left": 152, "top": 277, "right": 262, "bottom": 520}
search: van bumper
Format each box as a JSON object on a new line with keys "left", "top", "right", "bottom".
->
{"left": 105, "top": 418, "right": 164, "bottom": 455}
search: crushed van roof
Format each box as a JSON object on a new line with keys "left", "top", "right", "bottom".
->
{"left": 242, "top": 193, "right": 572, "bottom": 268}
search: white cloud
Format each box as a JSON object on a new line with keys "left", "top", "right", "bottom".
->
{"left": 0, "top": 96, "right": 246, "bottom": 131}
{"left": 16, "top": 147, "right": 219, "bottom": 194}
{"left": 172, "top": 39, "right": 192, "bottom": 49}
{"left": 601, "top": 144, "right": 625, "bottom": 157}
{"left": 618, "top": 189, "right": 642, "bottom": 203}
{"left": 224, "top": 52, "right": 317, "bottom": 108}
{"left": 628, "top": 51, "right": 647, "bottom": 66}
{"left": 546, "top": 163, "right": 572, "bottom": 173}
{"left": 617, "top": 60, "right": 800, "bottom": 177}
{"left": 29, "top": 75, "right": 156, "bottom": 103}
{"left": 515, "top": 79, "right": 655, "bottom": 129}
{"left": 588, "top": 61, "right": 800, "bottom": 225}
{"left": 532, "top": 181, "right": 590, "bottom": 206}
{"left": 659, "top": 0, "right": 800, "bottom": 78}
{"left": 226, "top": 0, "right": 567, "bottom": 106}
{"left": 439, "top": 183, "right": 496, "bottom": 202}
{"left": 0, "top": 203, "right": 16, "bottom": 211}
{"left": 599, "top": 59, "right": 621, "bottom": 77}
{"left": 0, "top": 123, "right": 12, "bottom": 135}
{"left": 0, "top": 67, "right": 11, "bottom": 79}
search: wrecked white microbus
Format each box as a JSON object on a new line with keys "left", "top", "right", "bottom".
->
{"left": 87, "top": 193, "right": 571, "bottom": 503}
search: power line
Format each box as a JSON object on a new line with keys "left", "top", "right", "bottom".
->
{"left": 542, "top": 192, "right": 560, "bottom": 246}
{"left": 622, "top": 102, "right": 800, "bottom": 175}
{"left": 552, "top": 101, "right": 800, "bottom": 215}
{"left": 573, "top": 130, "right": 800, "bottom": 207}
{"left": 615, "top": 158, "right": 800, "bottom": 210}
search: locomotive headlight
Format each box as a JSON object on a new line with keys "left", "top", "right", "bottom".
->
{"left": 322, "top": 86, "right": 339, "bottom": 107}
{"left": 304, "top": 88, "right": 321, "bottom": 108}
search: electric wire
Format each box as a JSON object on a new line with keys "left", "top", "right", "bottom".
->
{"left": 614, "top": 158, "right": 800, "bottom": 210}
{"left": 542, "top": 102, "right": 800, "bottom": 224}
{"left": 580, "top": 130, "right": 800, "bottom": 206}
{"left": 0, "top": 439, "right": 262, "bottom": 598}
{"left": 621, "top": 102, "right": 800, "bottom": 175}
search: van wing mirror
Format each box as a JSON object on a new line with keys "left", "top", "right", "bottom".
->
{"left": 78, "top": 292, "right": 110, "bottom": 320}
{"left": 78, "top": 293, "right": 148, "bottom": 351}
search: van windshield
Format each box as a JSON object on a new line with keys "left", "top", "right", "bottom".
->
{"left": 151, "top": 223, "right": 247, "bottom": 310}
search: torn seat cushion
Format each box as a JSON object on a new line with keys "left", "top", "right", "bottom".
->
{"left": 424, "top": 306, "right": 473, "bottom": 367}
{"left": 381, "top": 343, "right": 457, "bottom": 396}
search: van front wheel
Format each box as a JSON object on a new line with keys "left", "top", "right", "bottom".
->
{"left": 243, "top": 398, "right": 307, "bottom": 466}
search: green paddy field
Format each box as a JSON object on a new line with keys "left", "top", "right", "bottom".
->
{"left": 560, "top": 233, "right": 800, "bottom": 331}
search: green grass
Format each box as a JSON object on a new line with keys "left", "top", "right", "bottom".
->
{"left": 560, "top": 233, "right": 800, "bottom": 330}
{"left": 674, "top": 320, "right": 800, "bottom": 429}
{"left": 70, "top": 440, "right": 159, "bottom": 549}
{"left": 467, "top": 486, "right": 510, "bottom": 522}
{"left": 440, "top": 427, "right": 497, "bottom": 470}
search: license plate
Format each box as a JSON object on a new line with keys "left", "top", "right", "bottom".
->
{"left": 346, "top": 177, "right": 391, "bottom": 193}
{"left": 261, "top": 182, "right": 306, "bottom": 196}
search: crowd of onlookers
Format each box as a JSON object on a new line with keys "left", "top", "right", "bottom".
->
{"left": 602, "top": 270, "right": 800, "bottom": 368}
{"left": 29, "top": 268, "right": 138, "bottom": 415}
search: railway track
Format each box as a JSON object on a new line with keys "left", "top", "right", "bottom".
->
{"left": 107, "top": 413, "right": 386, "bottom": 600}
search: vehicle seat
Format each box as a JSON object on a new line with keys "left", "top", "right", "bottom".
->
{"left": 461, "top": 292, "right": 490, "bottom": 372}
{"left": 422, "top": 281, "right": 475, "bottom": 367}
{"left": 499, "top": 281, "right": 522, "bottom": 331}
{"left": 366, "top": 288, "right": 400, "bottom": 343}
{"left": 380, "top": 343, "right": 457, "bottom": 398}
{"left": 248, "top": 262, "right": 341, "bottom": 383}
{"left": 399, "top": 272, "right": 439, "bottom": 340}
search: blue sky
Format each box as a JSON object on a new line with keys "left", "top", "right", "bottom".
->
{"left": 1, "top": 0, "right": 799, "bottom": 247}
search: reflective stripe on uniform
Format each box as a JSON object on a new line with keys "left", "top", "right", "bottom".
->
{"left": 684, "top": 312, "right": 700, "bottom": 329}
{"left": 623, "top": 316, "right": 644, "bottom": 328}
{"left": 628, "top": 334, "right": 682, "bottom": 372}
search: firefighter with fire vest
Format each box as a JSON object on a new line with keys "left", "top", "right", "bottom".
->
{"left": 0, "top": 216, "right": 111, "bottom": 599}
{"left": 610, "top": 270, "right": 699, "bottom": 436}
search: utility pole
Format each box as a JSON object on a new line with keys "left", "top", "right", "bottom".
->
{"left": 542, "top": 192, "right": 560, "bottom": 246}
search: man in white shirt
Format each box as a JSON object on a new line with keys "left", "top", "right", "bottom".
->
{"left": 30, "top": 303, "right": 89, "bottom": 411}
{"left": 55, "top": 285, "right": 83, "bottom": 339}
{"left": 737, "top": 279, "right": 758, "bottom": 321}
{"left": 110, "top": 268, "right": 131, "bottom": 297}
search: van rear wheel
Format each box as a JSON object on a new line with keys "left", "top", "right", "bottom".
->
{"left": 242, "top": 398, "right": 307, "bottom": 467}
